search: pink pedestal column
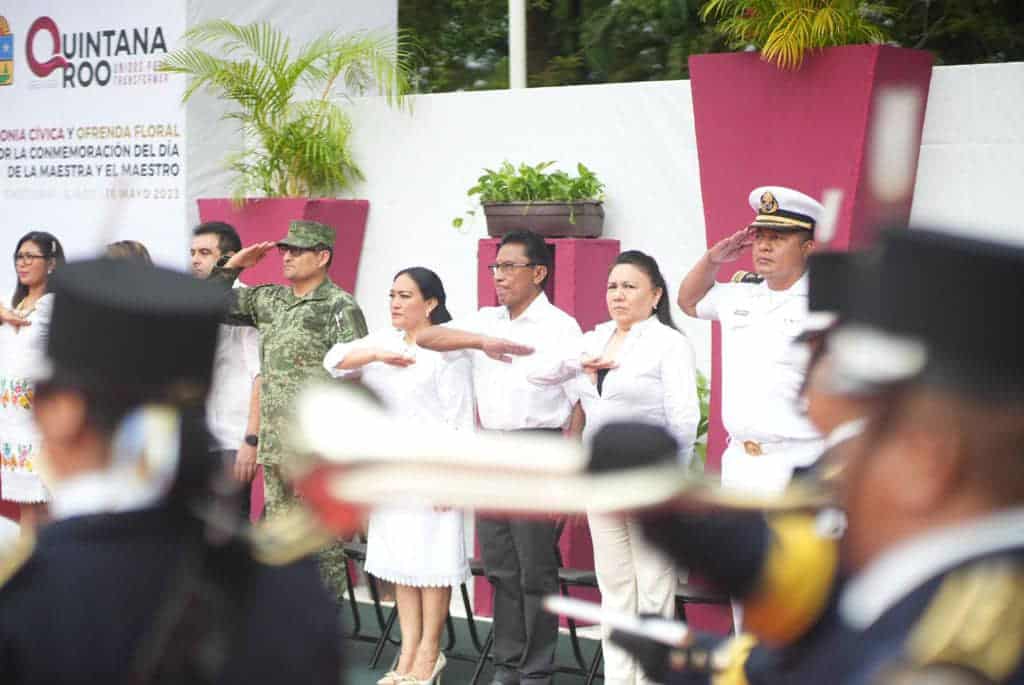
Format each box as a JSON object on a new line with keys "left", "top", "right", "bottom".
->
{"left": 474, "top": 237, "right": 621, "bottom": 622}
{"left": 197, "top": 197, "right": 371, "bottom": 520}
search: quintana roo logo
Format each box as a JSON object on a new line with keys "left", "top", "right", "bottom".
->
{"left": 26, "top": 16, "right": 67, "bottom": 79}
{"left": 0, "top": 16, "right": 14, "bottom": 86}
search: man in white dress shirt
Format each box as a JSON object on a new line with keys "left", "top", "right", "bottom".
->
{"left": 678, "top": 186, "right": 824, "bottom": 495}
{"left": 190, "top": 222, "right": 261, "bottom": 518}
{"left": 418, "top": 230, "right": 582, "bottom": 685}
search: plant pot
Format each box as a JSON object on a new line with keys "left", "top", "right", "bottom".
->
{"left": 196, "top": 198, "right": 370, "bottom": 293}
{"left": 483, "top": 200, "right": 604, "bottom": 238}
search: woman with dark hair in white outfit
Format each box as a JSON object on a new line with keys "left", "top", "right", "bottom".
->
{"left": 531, "top": 250, "right": 700, "bottom": 685}
{"left": 0, "top": 231, "right": 66, "bottom": 511}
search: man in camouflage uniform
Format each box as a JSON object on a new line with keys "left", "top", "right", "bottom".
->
{"left": 212, "top": 219, "right": 367, "bottom": 601}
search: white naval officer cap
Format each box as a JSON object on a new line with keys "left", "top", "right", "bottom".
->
{"left": 748, "top": 186, "right": 824, "bottom": 233}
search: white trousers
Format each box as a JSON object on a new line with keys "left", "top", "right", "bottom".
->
{"left": 588, "top": 513, "right": 677, "bottom": 685}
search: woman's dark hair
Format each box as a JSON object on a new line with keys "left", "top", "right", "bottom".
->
{"left": 499, "top": 230, "right": 553, "bottom": 288}
{"left": 611, "top": 250, "right": 676, "bottom": 329}
{"left": 12, "top": 231, "right": 66, "bottom": 308}
{"left": 394, "top": 266, "right": 452, "bottom": 325}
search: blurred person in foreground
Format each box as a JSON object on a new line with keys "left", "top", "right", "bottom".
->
{"left": 0, "top": 259, "right": 342, "bottom": 683}
{"left": 0, "top": 232, "right": 65, "bottom": 511}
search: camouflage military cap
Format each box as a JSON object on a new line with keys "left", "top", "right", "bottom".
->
{"left": 277, "top": 220, "right": 336, "bottom": 249}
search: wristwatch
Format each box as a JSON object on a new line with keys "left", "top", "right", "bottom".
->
{"left": 244, "top": 434, "right": 259, "bottom": 447}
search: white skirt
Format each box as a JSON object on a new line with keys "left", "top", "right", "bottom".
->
{"left": 365, "top": 505, "right": 470, "bottom": 588}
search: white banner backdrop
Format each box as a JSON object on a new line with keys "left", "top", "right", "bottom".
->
{"left": 0, "top": 1, "right": 187, "bottom": 297}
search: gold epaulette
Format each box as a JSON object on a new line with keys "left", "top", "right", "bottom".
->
{"left": 731, "top": 271, "right": 764, "bottom": 284}
{"left": 903, "top": 559, "right": 1024, "bottom": 682}
{"left": 250, "top": 507, "right": 334, "bottom": 566}
{"left": 742, "top": 514, "right": 839, "bottom": 646}
{"left": 0, "top": 525, "right": 36, "bottom": 589}
{"left": 711, "top": 634, "right": 758, "bottom": 685}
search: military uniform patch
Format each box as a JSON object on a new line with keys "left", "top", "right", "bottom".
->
{"left": 903, "top": 560, "right": 1024, "bottom": 682}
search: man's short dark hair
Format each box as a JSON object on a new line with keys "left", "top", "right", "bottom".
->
{"left": 499, "top": 230, "right": 552, "bottom": 287}
{"left": 193, "top": 221, "right": 242, "bottom": 256}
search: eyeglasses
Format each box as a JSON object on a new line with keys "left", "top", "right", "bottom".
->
{"left": 14, "top": 253, "right": 46, "bottom": 263}
{"left": 487, "top": 262, "right": 536, "bottom": 275}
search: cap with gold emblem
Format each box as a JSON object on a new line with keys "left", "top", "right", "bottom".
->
{"left": 748, "top": 186, "right": 824, "bottom": 233}
{"left": 277, "top": 220, "right": 336, "bottom": 249}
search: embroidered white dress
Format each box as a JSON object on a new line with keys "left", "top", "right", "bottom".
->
{"left": 0, "top": 294, "right": 53, "bottom": 503}
{"left": 323, "top": 328, "right": 473, "bottom": 587}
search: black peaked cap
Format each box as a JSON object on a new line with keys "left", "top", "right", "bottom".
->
{"left": 46, "top": 259, "right": 225, "bottom": 390}
{"left": 845, "top": 228, "right": 1024, "bottom": 395}
{"left": 588, "top": 422, "right": 679, "bottom": 474}
{"left": 807, "top": 251, "right": 855, "bottom": 314}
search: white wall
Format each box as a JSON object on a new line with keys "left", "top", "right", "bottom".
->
{"left": 341, "top": 61, "right": 1024, "bottom": 377}
{"left": 909, "top": 63, "right": 1024, "bottom": 246}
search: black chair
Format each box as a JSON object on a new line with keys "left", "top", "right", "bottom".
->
{"left": 340, "top": 539, "right": 392, "bottom": 646}
{"left": 367, "top": 556, "right": 494, "bottom": 683}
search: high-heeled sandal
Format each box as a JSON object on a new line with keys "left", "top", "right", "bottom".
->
{"left": 400, "top": 652, "right": 446, "bottom": 685}
{"left": 376, "top": 654, "right": 405, "bottom": 685}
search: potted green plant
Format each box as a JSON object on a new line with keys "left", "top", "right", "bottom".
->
{"left": 701, "top": 0, "right": 891, "bottom": 69}
{"left": 158, "top": 20, "right": 412, "bottom": 291}
{"left": 455, "top": 161, "right": 606, "bottom": 238}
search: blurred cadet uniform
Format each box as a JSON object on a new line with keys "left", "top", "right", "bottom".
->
{"left": 620, "top": 228, "right": 1024, "bottom": 685}
{"left": 212, "top": 220, "right": 367, "bottom": 600}
{"left": 693, "top": 187, "right": 825, "bottom": 494}
{"left": 0, "top": 259, "right": 342, "bottom": 684}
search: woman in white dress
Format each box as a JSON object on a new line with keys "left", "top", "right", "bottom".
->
{"left": 324, "top": 267, "right": 471, "bottom": 685}
{"left": 530, "top": 250, "right": 700, "bottom": 685}
{"left": 0, "top": 232, "right": 65, "bottom": 510}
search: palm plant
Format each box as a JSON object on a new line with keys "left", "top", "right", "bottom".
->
{"left": 159, "top": 20, "right": 412, "bottom": 199}
{"left": 700, "top": 0, "right": 892, "bottom": 69}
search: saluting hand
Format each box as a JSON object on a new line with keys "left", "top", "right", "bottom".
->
{"left": 707, "top": 227, "right": 754, "bottom": 264}
{"left": 581, "top": 356, "right": 617, "bottom": 372}
{"left": 481, "top": 337, "right": 534, "bottom": 363}
{"left": 224, "top": 241, "right": 276, "bottom": 270}
{"left": 375, "top": 350, "right": 416, "bottom": 367}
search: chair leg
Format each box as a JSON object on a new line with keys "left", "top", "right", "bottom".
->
{"left": 444, "top": 613, "right": 457, "bottom": 652}
{"left": 469, "top": 628, "right": 494, "bottom": 685}
{"left": 585, "top": 645, "right": 603, "bottom": 685}
{"left": 343, "top": 556, "right": 363, "bottom": 637}
{"left": 460, "top": 583, "right": 486, "bottom": 653}
{"left": 370, "top": 605, "right": 399, "bottom": 669}
{"left": 567, "top": 617, "right": 588, "bottom": 671}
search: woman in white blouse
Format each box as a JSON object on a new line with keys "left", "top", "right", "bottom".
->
{"left": 323, "top": 267, "right": 471, "bottom": 685}
{"left": 0, "top": 232, "right": 65, "bottom": 511}
{"left": 531, "top": 250, "right": 700, "bottom": 685}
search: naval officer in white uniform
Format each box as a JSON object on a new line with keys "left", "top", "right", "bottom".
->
{"left": 678, "top": 186, "right": 825, "bottom": 495}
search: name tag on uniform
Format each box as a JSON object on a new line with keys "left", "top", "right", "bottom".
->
{"left": 733, "top": 309, "right": 750, "bottom": 316}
